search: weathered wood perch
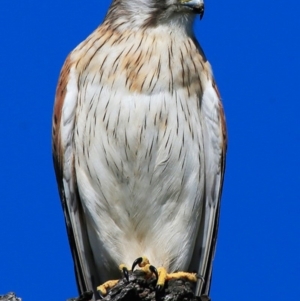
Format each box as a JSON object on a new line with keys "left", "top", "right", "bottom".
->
{"left": 0, "top": 293, "right": 21, "bottom": 301}
{"left": 1, "top": 271, "right": 211, "bottom": 301}
{"left": 68, "top": 270, "right": 211, "bottom": 301}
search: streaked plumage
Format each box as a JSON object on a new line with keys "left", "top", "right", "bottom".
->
{"left": 52, "top": 0, "right": 226, "bottom": 298}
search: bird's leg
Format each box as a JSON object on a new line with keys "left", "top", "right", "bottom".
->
{"left": 131, "top": 256, "right": 200, "bottom": 291}
{"left": 97, "top": 264, "right": 130, "bottom": 296}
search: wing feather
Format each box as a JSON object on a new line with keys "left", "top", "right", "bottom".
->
{"left": 190, "top": 78, "right": 227, "bottom": 296}
{"left": 52, "top": 55, "right": 99, "bottom": 296}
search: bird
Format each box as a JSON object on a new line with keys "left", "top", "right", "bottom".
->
{"left": 52, "top": 0, "right": 227, "bottom": 299}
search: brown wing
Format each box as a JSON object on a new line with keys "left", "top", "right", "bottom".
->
{"left": 52, "top": 55, "right": 99, "bottom": 296}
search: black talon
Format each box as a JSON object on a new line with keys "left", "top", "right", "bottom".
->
{"left": 122, "top": 266, "right": 129, "bottom": 281}
{"left": 149, "top": 265, "right": 163, "bottom": 291}
{"left": 197, "top": 274, "right": 205, "bottom": 283}
{"left": 97, "top": 290, "right": 104, "bottom": 300}
{"left": 132, "top": 257, "right": 143, "bottom": 271}
{"left": 149, "top": 265, "right": 159, "bottom": 281}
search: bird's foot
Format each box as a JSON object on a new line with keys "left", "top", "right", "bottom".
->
{"left": 97, "top": 280, "right": 119, "bottom": 297}
{"left": 97, "top": 256, "right": 200, "bottom": 297}
{"left": 132, "top": 256, "right": 199, "bottom": 291}
{"left": 156, "top": 269, "right": 198, "bottom": 290}
{"left": 131, "top": 256, "right": 158, "bottom": 279}
{"left": 97, "top": 264, "right": 130, "bottom": 297}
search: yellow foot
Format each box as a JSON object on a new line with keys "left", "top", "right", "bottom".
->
{"left": 131, "top": 256, "right": 199, "bottom": 290}
{"left": 97, "top": 264, "right": 130, "bottom": 296}
{"left": 97, "top": 280, "right": 119, "bottom": 296}
{"left": 156, "top": 268, "right": 198, "bottom": 290}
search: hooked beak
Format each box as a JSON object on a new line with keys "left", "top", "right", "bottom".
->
{"left": 181, "top": 0, "right": 205, "bottom": 20}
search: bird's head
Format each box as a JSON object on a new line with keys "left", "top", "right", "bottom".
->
{"left": 106, "top": 0, "right": 205, "bottom": 30}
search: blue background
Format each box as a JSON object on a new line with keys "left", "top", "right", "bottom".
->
{"left": 1, "top": 0, "right": 299, "bottom": 300}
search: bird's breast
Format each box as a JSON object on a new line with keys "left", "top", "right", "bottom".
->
{"left": 74, "top": 83, "right": 205, "bottom": 270}
{"left": 72, "top": 30, "right": 207, "bottom": 271}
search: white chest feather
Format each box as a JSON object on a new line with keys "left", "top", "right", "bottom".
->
{"left": 70, "top": 27, "right": 213, "bottom": 277}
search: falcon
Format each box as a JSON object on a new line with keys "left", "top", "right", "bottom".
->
{"left": 52, "top": 0, "right": 227, "bottom": 299}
